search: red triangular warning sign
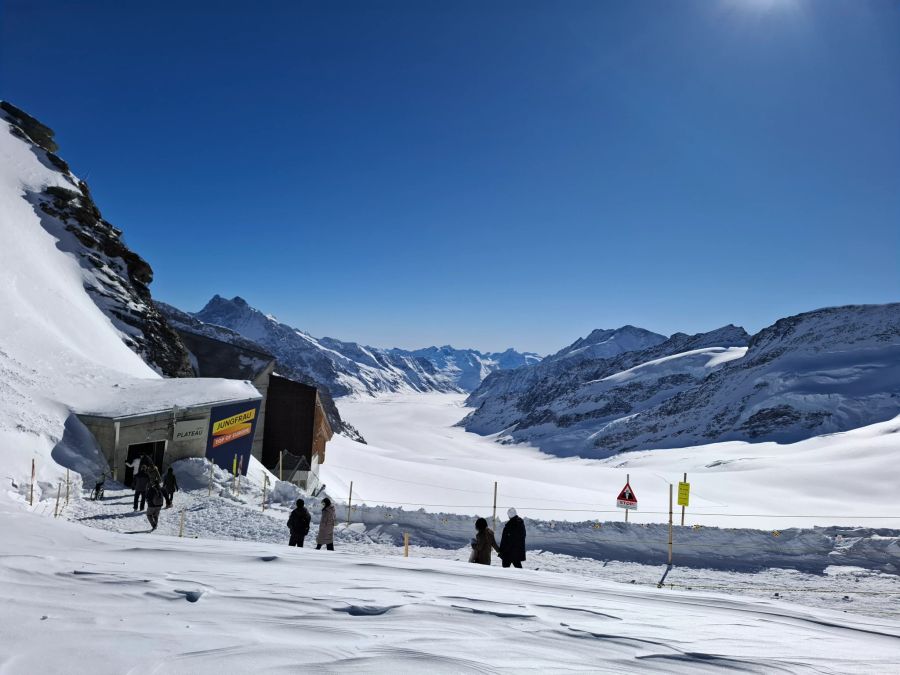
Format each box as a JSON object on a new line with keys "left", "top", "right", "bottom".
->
{"left": 616, "top": 482, "right": 637, "bottom": 509}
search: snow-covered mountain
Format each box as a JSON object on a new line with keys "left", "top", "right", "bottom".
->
{"left": 464, "top": 307, "right": 900, "bottom": 457}
{"left": 390, "top": 345, "right": 542, "bottom": 392}
{"left": 178, "top": 295, "right": 539, "bottom": 398}
{"left": 157, "top": 301, "right": 363, "bottom": 441}
{"left": 0, "top": 101, "right": 191, "bottom": 377}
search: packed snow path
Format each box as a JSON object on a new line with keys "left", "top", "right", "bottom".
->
{"left": 5, "top": 501, "right": 900, "bottom": 673}
{"left": 62, "top": 480, "right": 900, "bottom": 620}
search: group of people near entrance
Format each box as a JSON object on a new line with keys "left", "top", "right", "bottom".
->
{"left": 287, "top": 498, "right": 336, "bottom": 550}
{"left": 286, "top": 499, "right": 527, "bottom": 567}
{"left": 470, "top": 508, "right": 527, "bottom": 568}
{"left": 128, "top": 454, "right": 180, "bottom": 531}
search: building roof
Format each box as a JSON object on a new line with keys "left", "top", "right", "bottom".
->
{"left": 74, "top": 377, "right": 261, "bottom": 419}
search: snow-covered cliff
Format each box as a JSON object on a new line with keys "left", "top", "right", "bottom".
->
{"left": 463, "top": 308, "right": 900, "bottom": 457}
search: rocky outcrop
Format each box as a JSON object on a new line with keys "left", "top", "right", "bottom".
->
{"left": 1, "top": 101, "right": 192, "bottom": 377}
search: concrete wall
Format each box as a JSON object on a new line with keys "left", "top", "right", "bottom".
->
{"left": 251, "top": 364, "right": 275, "bottom": 462}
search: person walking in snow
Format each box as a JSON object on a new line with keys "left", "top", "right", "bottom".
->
{"left": 499, "top": 508, "right": 526, "bottom": 569}
{"left": 133, "top": 466, "right": 150, "bottom": 511}
{"left": 287, "top": 498, "right": 312, "bottom": 547}
{"left": 316, "top": 498, "right": 336, "bottom": 550}
{"left": 144, "top": 460, "right": 162, "bottom": 487}
{"left": 469, "top": 517, "right": 500, "bottom": 565}
{"left": 145, "top": 482, "right": 165, "bottom": 531}
{"left": 162, "top": 467, "right": 178, "bottom": 508}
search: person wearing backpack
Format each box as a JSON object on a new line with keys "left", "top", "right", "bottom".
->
{"left": 133, "top": 467, "right": 150, "bottom": 511}
{"left": 162, "top": 467, "right": 179, "bottom": 508}
{"left": 146, "top": 483, "right": 165, "bottom": 531}
{"left": 287, "top": 499, "right": 312, "bottom": 547}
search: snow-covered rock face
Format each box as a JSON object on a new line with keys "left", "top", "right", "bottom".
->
{"left": 185, "top": 295, "right": 539, "bottom": 397}
{"left": 464, "top": 306, "right": 900, "bottom": 457}
{"left": 0, "top": 102, "right": 191, "bottom": 377}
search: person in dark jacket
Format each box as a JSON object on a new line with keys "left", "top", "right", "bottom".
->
{"left": 499, "top": 507, "right": 526, "bottom": 568}
{"left": 287, "top": 499, "right": 312, "bottom": 547}
{"left": 133, "top": 467, "right": 150, "bottom": 511}
{"left": 162, "top": 467, "right": 179, "bottom": 508}
{"left": 469, "top": 517, "right": 500, "bottom": 565}
{"left": 145, "top": 483, "right": 165, "bottom": 531}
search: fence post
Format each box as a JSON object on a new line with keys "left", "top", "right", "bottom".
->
{"left": 280, "top": 450, "right": 284, "bottom": 481}
{"left": 262, "top": 474, "right": 269, "bottom": 512}
{"left": 29, "top": 459, "right": 35, "bottom": 506}
{"left": 625, "top": 473, "right": 629, "bottom": 523}
{"left": 680, "top": 472, "right": 687, "bottom": 527}
{"left": 208, "top": 460, "right": 214, "bottom": 496}
{"left": 492, "top": 481, "right": 498, "bottom": 531}
{"left": 668, "top": 483, "right": 674, "bottom": 566}
{"left": 347, "top": 481, "right": 353, "bottom": 525}
{"left": 403, "top": 532, "right": 410, "bottom": 558}
{"left": 179, "top": 509, "right": 186, "bottom": 537}
{"left": 65, "top": 469, "right": 70, "bottom": 505}
{"left": 54, "top": 483, "right": 61, "bottom": 517}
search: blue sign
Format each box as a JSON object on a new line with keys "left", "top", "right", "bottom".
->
{"left": 205, "top": 399, "right": 261, "bottom": 475}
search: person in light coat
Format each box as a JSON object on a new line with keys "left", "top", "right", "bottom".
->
{"left": 316, "top": 498, "right": 336, "bottom": 550}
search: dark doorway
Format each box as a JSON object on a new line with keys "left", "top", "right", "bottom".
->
{"left": 124, "top": 441, "right": 166, "bottom": 487}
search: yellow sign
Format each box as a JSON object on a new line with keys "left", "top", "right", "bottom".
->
{"left": 677, "top": 481, "right": 690, "bottom": 506}
{"left": 212, "top": 408, "right": 256, "bottom": 436}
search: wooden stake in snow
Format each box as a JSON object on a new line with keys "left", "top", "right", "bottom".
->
{"left": 492, "top": 481, "right": 498, "bottom": 531}
{"left": 347, "top": 481, "right": 353, "bottom": 525}
{"left": 262, "top": 474, "right": 269, "bottom": 512}
{"left": 403, "top": 532, "right": 410, "bottom": 558}
{"left": 625, "top": 474, "right": 629, "bottom": 523}
{"left": 208, "top": 461, "right": 214, "bottom": 497}
{"left": 179, "top": 509, "right": 186, "bottom": 538}
{"left": 279, "top": 450, "right": 284, "bottom": 481}
{"left": 54, "top": 483, "right": 61, "bottom": 518}
{"left": 65, "top": 469, "right": 70, "bottom": 505}
{"left": 29, "top": 459, "right": 35, "bottom": 506}
{"left": 680, "top": 472, "right": 687, "bottom": 527}
{"left": 668, "top": 483, "right": 674, "bottom": 566}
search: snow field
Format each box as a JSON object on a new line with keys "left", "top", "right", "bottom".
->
{"left": 5, "top": 489, "right": 900, "bottom": 674}
{"left": 321, "top": 393, "right": 900, "bottom": 530}
{"left": 53, "top": 456, "right": 900, "bottom": 619}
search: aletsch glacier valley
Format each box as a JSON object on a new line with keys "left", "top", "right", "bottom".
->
{"left": 2, "top": 100, "right": 900, "bottom": 672}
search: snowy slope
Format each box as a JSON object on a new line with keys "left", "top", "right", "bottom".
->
{"left": 0, "top": 102, "right": 191, "bottom": 377}
{"left": 184, "top": 294, "right": 539, "bottom": 397}
{"left": 0, "top": 104, "right": 257, "bottom": 494}
{"left": 4, "top": 488, "right": 900, "bottom": 673}
{"left": 464, "top": 308, "right": 900, "bottom": 457}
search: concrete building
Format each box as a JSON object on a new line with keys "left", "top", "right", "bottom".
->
{"left": 76, "top": 379, "right": 263, "bottom": 487}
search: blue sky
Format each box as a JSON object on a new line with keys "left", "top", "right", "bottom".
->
{"left": 3, "top": 0, "right": 898, "bottom": 354}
